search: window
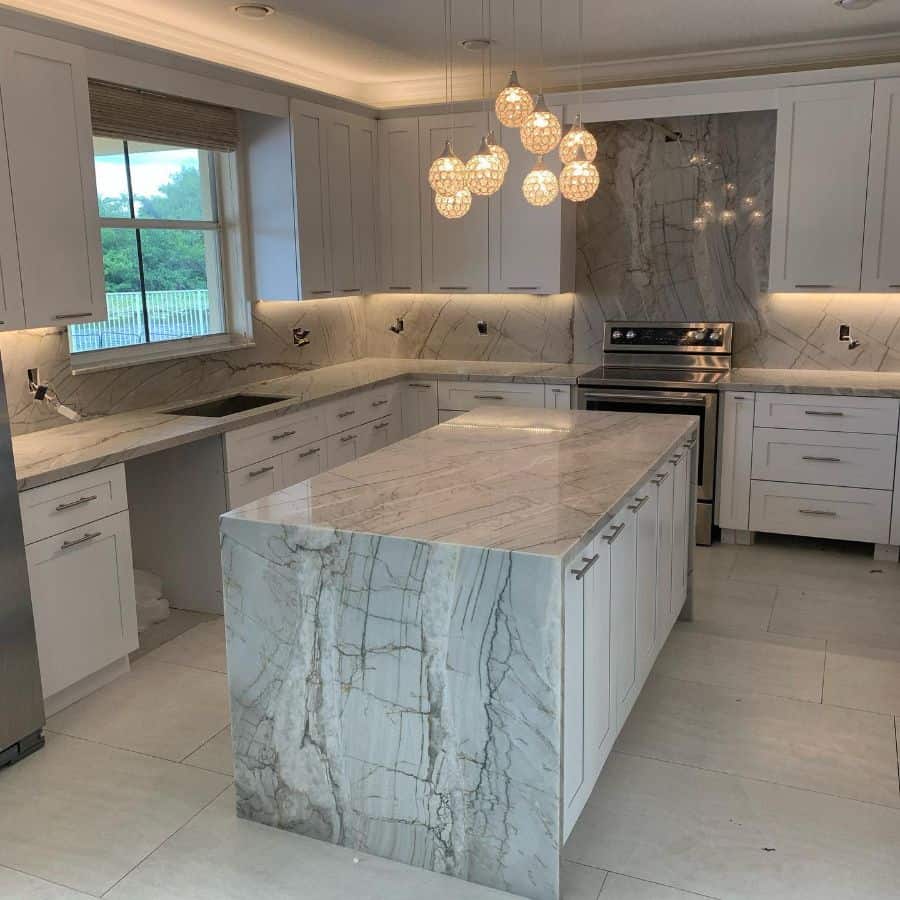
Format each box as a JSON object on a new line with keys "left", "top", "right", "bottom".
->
{"left": 69, "top": 137, "right": 227, "bottom": 355}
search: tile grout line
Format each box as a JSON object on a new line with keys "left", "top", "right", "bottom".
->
{"left": 820, "top": 640, "right": 828, "bottom": 704}
{"left": 611, "top": 749, "right": 900, "bottom": 813}
{"left": 179, "top": 723, "right": 232, "bottom": 765}
{"left": 598, "top": 868, "right": 720, "bottom": 900}
{"left": 0, "top": 861, "right": 101, "bottom": 899}
{"left": 100, "top": 781, "right": 234, "bottom": 898}
{"left": 652, "top": 671, "right": 831, "bottom": 708}
{"left": 894, "top": 716, "right": 900, "bottom": 799}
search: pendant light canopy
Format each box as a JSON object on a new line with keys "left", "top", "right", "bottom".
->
{"left": 520, "top": 93, "right": 562, "bottom": 155}
{"left": 430, "top": 140, "right": 467, "bottom": 196}
{"left": 435, "top": 187, "right": 472, "bottom": 218}
{"left": 559, "top": 144, "right": 600, "bottom": 202}
{"left": 466, "top": 135, "right": 505, "bottom": 196}
{"left": 522, "top": 156, "right": 559, "bottom": 207}
{"left": 559, "top": 113, "right": 598, "bottom": 164}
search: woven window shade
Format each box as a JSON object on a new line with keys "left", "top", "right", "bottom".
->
{"left": 88, "top": 80, "right": 239, "bottom": 153}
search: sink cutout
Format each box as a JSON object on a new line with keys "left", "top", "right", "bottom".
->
{"left": 167, "top": 394, "right": 286, "bottom": 418}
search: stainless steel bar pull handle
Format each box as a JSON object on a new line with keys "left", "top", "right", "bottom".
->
{"left": 54, "top": 312, "right": 93, "bottom": 320}
{"left": 804, "top": 410, "right": 844, "bottom": 417}
{"left": 683, "top": 437, "right": 697, "bottom": 449}
{"left": 61, "top": 531, "right": 102, "bottom": 551}
{"left": 628, "top": 495, "right": 650, "bottom": 513}
{"left": 570, "top": 554, "right": 600, "bottom": 581}
{"left": 248, "top": 465, "right": 275, "bottom": 478}
{"left": 669, "top": 453, "right": 683, "bottom": 463}
{"left": 474, "top": 395, "right": 505, "bottom": 400}
{"left": 55, "top": 495, "right": 98, "bottom": 512}
{"left": 337, "top": 410, "right": 356, "bottom": 418}
{"left": 801, "top": 456, "right": 842, "bottom": 463}
{"left": 798, "top": 509, "right": 837, "bottom": 517}
{"left": 374, "top": 422, "right": 390, "bottom": 430}
{"left": 372, "top": 399, "right": 390, "bottom": 407}
{"left": 603, "top": 523, "right": 626, "bottom": 544}
{"left": 340, "top": 434, "right": 357, "bottom": 443}
{"left": 408, "top": 383, "right": 432, "bottom": 389}
{"left": 297, "top": 447, "right": 320, "bottom": 458}
{"left": 794, "top": 284, "right": 833, "bottom": 289}
{"left": 389, "top": 285, "right": 411, "bottom": 290}
{"left": 652, "top": 471, "right": 670, "bottom": 485}
{"left": 439, "top": 285, "right": 469, "bottom": 291}
{"left": 271, "top": 430, "right": 297, "bottom": 441}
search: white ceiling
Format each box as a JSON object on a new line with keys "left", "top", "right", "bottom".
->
{"left": 6, "top": 0, "right": 900, "bottom": 107}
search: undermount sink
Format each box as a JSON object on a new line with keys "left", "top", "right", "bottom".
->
{"left": 167, "top": 394, "right": 286, "bottom": 418}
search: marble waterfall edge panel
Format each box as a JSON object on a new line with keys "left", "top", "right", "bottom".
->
{"left": 221, "top": 516, "right": 563, "bottom": 900}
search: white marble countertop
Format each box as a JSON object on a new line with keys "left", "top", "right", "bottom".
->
{"left": 222, "top": 407, "right": 697, "bottom": 561}
{"left": 12, "top": 357, "right": 595, "bottom": 491}
{"left": 722, "top": 368, "right": 900, "bottom": 397}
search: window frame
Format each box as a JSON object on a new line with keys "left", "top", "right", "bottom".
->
{"left": 70, "top": 138, "right": 253, "bottom": 374}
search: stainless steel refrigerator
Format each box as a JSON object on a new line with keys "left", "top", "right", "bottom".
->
{"left": 0, "top": 352, "right": 45, "bottom": 767}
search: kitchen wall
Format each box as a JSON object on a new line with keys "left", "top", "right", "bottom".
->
{"left": 0, "top": 297, "right": 364, "bottom": 435}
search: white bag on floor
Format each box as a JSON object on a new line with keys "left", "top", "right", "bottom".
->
{"left": 134, "top": 569, "right": 169, "bottom": 632}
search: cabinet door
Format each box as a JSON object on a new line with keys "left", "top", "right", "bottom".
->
{"left": 632, "top": 486, "right": 659, "bottom": 685}
{"left": 290, "top": 99, "right": 332, "bottom": 299}
{"left": 323, "top": 112, "right": 358, "bottom": 296}
{"left": 769, "top": 81, "right": 874, "bottom": 292}
{"left": 420, "top": 112, "right": 489, "bottom": 293}
{"left": 0, "top": 29, "right": 104, "bottom": 327}
{"left": 562, "top": 547, "right": 586, "bottom": 819}
{"left": 608, "top": 512, "right": 638, "bottom": 730}
{"left": 227, "top": 456, "right": 284, "bottom": 510}
{"left": 0, "top": 75, "right": 22, "bottom": 331}
{"left": 671, "top": 451, "right": 691, "bottom": 620}
{"left": 361, "top": 414, "right": 401, "bottom": 456}
{"left": 281, "top": 440, "right": 327, "bottom": 487}
{"left": 545, "top": 385, "right": 572, "bottom": 410}
{"left": 350, "top": 116, "right": 379, "bottom": 294}
{"left": 27, "top": 511, "right": 137, "bottom": 699}
{"left": 716, "top": 393, "right": 755, "bottom": 530}
{"left": 489, "top": 107, "right": 574, "bottom": 294}
{"left": 402, "top": 381, "right": 439, "bottom": 437}
{"left": 327, "top": 429, "right": 362, "bottom": 468}
{"left": 654, "top": 464, "right": 675, "bottom": 656}
{"left": 863, "top": 78, "right": 900, "bottom": 291}
{"left": 378, "top": 117, "right": 421, "bottom": 291}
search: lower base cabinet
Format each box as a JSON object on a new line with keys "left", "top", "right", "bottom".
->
{"left": 26, "top": 509, "right": 137, "bottom": 699}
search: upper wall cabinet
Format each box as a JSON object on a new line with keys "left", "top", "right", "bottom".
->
{"left": 419, "top": 112, "right": 490, "bottom": 293}
{"left": 0, "top": 29, "right": 105, "bottom": 331}
{"left": 242, "top": 99, "right": 378, "bottom": 301}
{"left": 490, "top": 107, "right": 575, "bottom": 295}
{"left": 769, "top": 81, "right": 874, "bottom": 293}
{"left": 862, "top": 78, "right": 900, "bottom": 292}
{"left": 378, "top": 117, "right": 422, "bottom": 292}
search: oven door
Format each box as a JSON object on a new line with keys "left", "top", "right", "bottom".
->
{"left": 578, "top": 388, "right": 717, "bottom": 502}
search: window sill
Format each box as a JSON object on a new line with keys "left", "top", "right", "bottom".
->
{"left": 70, "top": 334, "right": 255, "bottom": 375}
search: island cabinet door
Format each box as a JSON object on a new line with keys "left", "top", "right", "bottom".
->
{"left": 562, "top": 534, "right": 612, "bottom": 841}
{"left": 653, "top": 463, "right": 676, "bottom": 657}
{"left": 401, "top": 381, "right": 438, "bottom": 437}
{"left": 327, "top": 429, "right": 362, "bottom": 469}
{"left": 631, "top": 484, "right": 660, "bottom": 687}
{"left": 608, "top": 510, "right": 638, "bottom": 732}
{"left": 671, "top": 450, "right": 692, "bottom": 621}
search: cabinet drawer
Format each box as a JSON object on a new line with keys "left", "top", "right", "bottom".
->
{"left": 281, "top": 440, "right": 327, "bottom": 488}
{"left": 754, "top": 393, "right": 900, "bottom": 434}
{"left": 360, "top": 413, "right": 402, "bottom": 456}
{"left": 749, "top": 480, "right": 892, "bottom": 544}
{"left": 26, "top": 510, "right": 137, "bottom": 699}
{"left": 327, "top": 427, "right": 363, "bottom": 469}
{"left": 437, "top": 381, "right": 545, "bottom": 411}
{"left": 751, "top": 428, "right": 897, "bottom": 489}
{"left": 20, "top": 464, "right": 127, "bottom": 545}
{"left": 227, "top": 456, "right": 284, "bottom": 510}
{"left": 224, "top": 405, "right": 328, "bottom": 472}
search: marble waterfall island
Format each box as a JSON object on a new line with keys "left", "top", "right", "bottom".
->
{"left": 221, "top": 407, "right": 698, "bottom": 900}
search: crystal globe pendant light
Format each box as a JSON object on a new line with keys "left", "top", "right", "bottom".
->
{"left": 430, "top": 140, "right": 466, "bottom": 197}
{"left": 522, "top": 156, "right": 559, "bottom": 207}
{"left": 519, "top": 1, "right": 560, "bottom": 155}
{"left": 466, "top": 134, "right": 504, "bottom": 196}
{"left": 487, "top": 130, "right": 509, "bottom": 175}
{"left": 435, "top": 187, "right": 472, "bottom": 218}
{"left": 494, "top": 1, "right": 533, "bottom": 127}
{"left": 559, "top": 113, "right": 598, "bottom": 164}
{"left": 559, "top": 144, "right": 600, "bottom": 202}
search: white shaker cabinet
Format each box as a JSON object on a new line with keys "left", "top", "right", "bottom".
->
{"left": 401, "top": 381, "right": 439, "bottom": 437}
{"left": 631, "top": 485, "right": 660, "bottom": 685}
{"left": 716, "top": 392, "right": 755, "bottom": 531}
{"left": 653, "top": 463, "right": 675, "bottom": 655}
{"left": 545, "top": 385, "right": 572, "bottom": 410}
{"left": 419, "top": 112, "right": 489, "bottom": 293}
{"left": 609, "top": 509, "right": 639, "bottom": 731}
{"left": 378, "top": 118, "right": 422, "bottom": 292}
{"left": 0, "top": 28, "right": 104, "bottom": 329}
{"left": 862, "top": 78, "right": 900, "bottom": 292}
{"left": 489, "top": 108, "right": 575, "bottom": 295}
{"left": 0, "top": 89, "right": 22, "bottom": 332}
{"left": 671, "top": 449, "right": 691, "bottom": 620}
{"left": 769, "top": 81, "right": 874, "bottom": 292}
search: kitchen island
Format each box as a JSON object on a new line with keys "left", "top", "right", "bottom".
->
{"left": 220, "top": 407, "right": 698, "bottom": 900}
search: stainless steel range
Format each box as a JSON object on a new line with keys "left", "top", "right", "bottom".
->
{"left": 577, "top": 321, "right": 734, "bottom": 545}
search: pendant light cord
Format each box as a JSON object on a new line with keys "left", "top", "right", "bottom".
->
{"left": 578, "top": 0, "right": 584, "bottom": 109}
{"left": 512, "top": 0, "right": 517, "bottom": 69}
{"left": 449, "top": 0, "right": 455, "bottom": 137}
{"left": 539, "top": 0, "right": 544, "bottom": 93}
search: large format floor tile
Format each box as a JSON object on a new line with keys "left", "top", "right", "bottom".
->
{"left": 105, "top": 788, "right": 510, "bottom": 900}
{"left": 0, "top": 866, "right": 94, "bottom": 899}
{"left": 616, "top": 675, "right": 900, "bottom": 807}
{"left": 183, "top": 725, "right": 233, "bottom": 775}
{"left": 769, "top": 587, "right": 900, "bottom": 650}
{"left": 141, "top": 617, "right": 227, "bottom": 673}
{"left": 130, "top": 609, "right": 219, "bottom": 663}
{"left": 653, "top": 628, "right": 825, "bottom": 702}
{"left": 601, "top": 872, "right": 719, "bottom": 899}
{"left": 47, "top": 657, "right": 230, "bottom": 761}
{"left": 824, "top": 643, "right": 900, "bottom": 715}
{"left": 0, "top": 733, "right": 230, "bottom": 896}
{"left": 687, "top": 578, "right": 777, "bottom": 638}
{"left": 562, "top": 861, "right": 607, "bottom": 899}
{"left": 565, "top": 752, "right": 900, "bottom": 900}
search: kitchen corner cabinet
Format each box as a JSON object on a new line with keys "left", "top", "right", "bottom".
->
{"left": 419, "top": 112, "right": 490, "bottom": 293}
{"left": 377, "top": 117, "right": 422, "bottom": 292}
{"left": 862, "top": 78, "right": 900, "bottom": 292}
{"left": 716, "top": 392, "right": 755, "bottom": 530}
{"left": 401, "top": 380, "right": 438, "bottom": 436}
{"left": 489, "top": 107, "right": 575, "bottom": 295}
{"left": 0, "top": 28, "right": 104, "bottom": 331}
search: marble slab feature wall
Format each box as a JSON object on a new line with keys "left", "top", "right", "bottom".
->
{"left": 0, "top": 297, "right": 364, "bottom": 435}
{"left": 222, "top": 516, "right": 562, "bottom": 900}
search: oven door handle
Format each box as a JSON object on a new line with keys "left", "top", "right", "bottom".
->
{"left": 579, "top": 389, "right": 711, "bottom": 406}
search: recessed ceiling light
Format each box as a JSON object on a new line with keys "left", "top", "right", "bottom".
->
{"left": 834, "top": 0, "right": 876, "bottom": 9}
{"left": 459, "top": 38, "right": 493, "bottom": 52}
{"left": 233, "top": 4, "right": 275, "bottom": 19}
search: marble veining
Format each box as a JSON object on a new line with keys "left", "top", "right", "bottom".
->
{"left": 723, "top": 368, "right": 900, "bottom": 397}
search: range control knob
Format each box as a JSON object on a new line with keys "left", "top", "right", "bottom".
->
{"left": 625, "top": 330, "right": 637, "bottom": 340}
{"left": 611, "top": 329, "right": 624, "bottom": 340}
{"left": 689, "top": 329, "right": 707, "bottom": 341}
{"left": 708, "top": 329, "right": 723, "bottom": 343}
